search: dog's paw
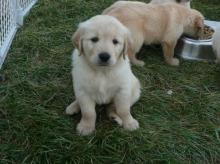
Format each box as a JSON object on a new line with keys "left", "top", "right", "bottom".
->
{"left": 77, "top": 121, "right": 95, "bottom": 136}
{"left": 123, "top": 118, "right": 139, "bottom": 131}
{"left": 110, "top": 115, "right": 123, "bottom": 126}
{"left": 65, "top": 101, "right": 80, "bottom": 115}
{"left": 131, "top": 58, "right": 145, "bottom": 66}
{"left": 107, "top": 108, "right": 123, "bottom": 126}
{"left": 133, "top": 60, "right": 145, "bottom": 67}
{"left": 136, "top": 61, "right": 145, "bottom": 67}
{"left": 168, "top": 58, "right": 180, "bottom": 66}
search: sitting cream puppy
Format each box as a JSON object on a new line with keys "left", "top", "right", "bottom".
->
{"left": 213, "top": 27, "right": 220, "bottom": 63}
{"left": 150, "top": 0, "right": 191, "bottom": 8}
{"left": 66, "top": 15, "right": 141, "bottom": 135}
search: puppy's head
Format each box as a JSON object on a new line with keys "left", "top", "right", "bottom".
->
{"left": 184, "top": 9, "right": 204, "bottom": 38}
{"left": 72, "top": 15, "right": 132, "bottom": 67}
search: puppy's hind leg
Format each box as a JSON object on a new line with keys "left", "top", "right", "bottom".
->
{"left": 130, "top": 80, "right": 141, "bottom": 107}
{"left": 106, "top": 103, "right": 122, "bottom": 126}
{"left": 127, "top": 35, "right": 145, "bottom": 66}
{"left": 65, "top": 100, "right": 80, "bottom": 115}
{"left": 129, "top": 54, "right": 145, "bottom": 66}
{"left": 162, "top": 41, "right": 180, "bottom": 66}
{"left": 106, "top": 84, "right": 140, "bottom": 126}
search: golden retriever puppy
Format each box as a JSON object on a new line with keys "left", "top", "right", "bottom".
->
{"left": 103, "top": 1, "right": 204, "bottom": 66}
{"left": 150, "top": 0, "right": 191, "bottom": 8}
{"left": 65, "top": 15, "right": 141, "bottom": 136}
{"left": 213, "top": 27, "right": 220, "bottom": 63}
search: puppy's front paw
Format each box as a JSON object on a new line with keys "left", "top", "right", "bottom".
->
{"left": 110, "top": 115, "right": 123, "bottom": 126}
{"left": 123, "top": 118, "right": 139, "bottom": 131}
{"left": 107, "top": 107, "right": 123, "bottom": 126}
{"left": 168, "top": 58, "right": 180, "bottom": 66}
{"left": 133, "top": 60, "right": 145, "bottom": 67}
{"left": 130, "top": 58, "right": 145, "bottom": 66}
{"left": 65, "top": 101, "right": 80, "bottom": 115}
{"left": 77, "top": 121, "right": 95, "bottom": 136}
{"left": 136, "top": 61, "right": 145, "bottom": 67}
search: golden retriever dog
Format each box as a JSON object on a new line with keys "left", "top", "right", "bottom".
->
{"left": 213, "top": 27, "right": 220, "bottom": 63}
{"left": 150, "top": 0, "right": 191, "bottom": 8}
{"left": 103, "top": 1, "right": 204, "bottom": 66}
{"left": 65, "top": 15, "right": 141, "bottom": 135}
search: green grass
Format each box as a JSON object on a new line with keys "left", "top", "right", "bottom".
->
{"left": 1, "top": 0, "right": 220, "bottom": 163}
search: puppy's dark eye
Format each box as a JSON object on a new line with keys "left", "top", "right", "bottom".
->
{"left": 91, "top": 37, "right": 99, "bottom": 43}
{"left": 113, "top": 39, "right": 119, "bottom": 45}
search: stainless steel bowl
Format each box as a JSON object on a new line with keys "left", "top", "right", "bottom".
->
{"left": 175, "top": 20, "right": 220, "bottom": 62}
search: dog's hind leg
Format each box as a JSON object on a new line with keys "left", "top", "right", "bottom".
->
{"left": 127, "top": 32, "right": 145, "bottom": 66}
{"left": 129, "top": 54, "right": 145, "bottom": 66}
{"left": 106, "top": 103, "right": 122, "bottom": 126}
{"left": 65, "top": 100, "right": 80, "bottom": 115}
{"left": 130, "top": 80, "right": 141, "bottom": 107}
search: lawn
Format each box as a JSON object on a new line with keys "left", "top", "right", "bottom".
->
{"left": 1, "top": 0, "right": 220, "bottom": 163}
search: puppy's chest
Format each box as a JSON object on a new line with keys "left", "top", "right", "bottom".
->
{"left": 85, "top": 76, "right": 119, "bottom": 104}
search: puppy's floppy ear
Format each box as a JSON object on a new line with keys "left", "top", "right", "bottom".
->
{"left": 72, "top": 24, "right": 84, "bottom": 55}
{"left": 122, "top": 30, "right": 134, "bottom": 60}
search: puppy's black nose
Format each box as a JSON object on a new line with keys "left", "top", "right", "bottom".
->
{"left": 99, "top": 52, "right": 110, "bottom": 63}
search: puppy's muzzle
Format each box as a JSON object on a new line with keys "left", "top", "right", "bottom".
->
{"left": 98, "top": 52, "right": 111, "bottom": 64}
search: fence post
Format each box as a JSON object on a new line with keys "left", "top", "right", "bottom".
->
{"left": 0, "top": 0, "right": 18, "bottom": 68}
{"left": 0, "top": 0, "right": 37, "bottom": 69}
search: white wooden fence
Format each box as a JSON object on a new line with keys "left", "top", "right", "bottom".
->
{"left": 0, "top": 0, "right": 37, "bottom": 68}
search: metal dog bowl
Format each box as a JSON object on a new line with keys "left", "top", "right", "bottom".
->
{"left": 175, "top": 20, "right": 220, "bottom": 62}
